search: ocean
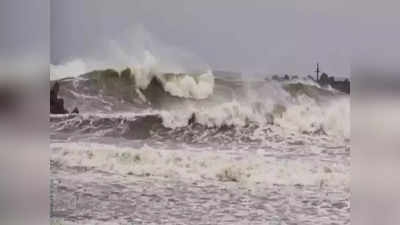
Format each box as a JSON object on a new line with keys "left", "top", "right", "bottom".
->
{"left": 50, "top": 67, "right": 350, "bottom": 225}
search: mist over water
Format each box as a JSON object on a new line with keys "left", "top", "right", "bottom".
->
{"left": 51, "top": 26, "right": 210, "bottom": 80}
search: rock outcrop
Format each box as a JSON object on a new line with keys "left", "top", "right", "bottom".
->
{"left": 318, "top": 73, "right": 350, "bottom": 94}
{"left": 270, "top": 73, "right": 350, "bottom": 94}
{"left": 50, "top": 82, "right": 79, "bottom": 114}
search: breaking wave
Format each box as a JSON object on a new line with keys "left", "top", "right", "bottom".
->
{"left": 50, "top": 68, "right": 350, "bottom": 142}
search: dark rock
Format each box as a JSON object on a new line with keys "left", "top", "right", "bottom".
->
{"left": 50, "top": 81, "right": 78, "bottom": 114}
{"left": 50, "top": 82, "right": 69, "bottom": 114}
{"left": 50, "top": 82, "right": 59, "bottom": 106}
{"left": 71, "top": 107, "right": 79, "bottom": 114}
{"left": 317, "top": 72, "right": 350, "bottom": 94}
{"left": 284, "top": 74, "right": 290, "bottom": 80}
{"left": 188, "top": 113, "right": 196, "bottom": 125}
{"left": 319, "top": 73, "right": 329, "bottom": 86}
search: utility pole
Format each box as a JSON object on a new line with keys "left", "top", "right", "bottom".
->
{"left": 315, "top": 63, "right": 320, "bottom": 81}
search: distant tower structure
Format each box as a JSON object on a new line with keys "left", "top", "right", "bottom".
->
{"left": 315, "top": 63, "right": 320, "bottom": 81}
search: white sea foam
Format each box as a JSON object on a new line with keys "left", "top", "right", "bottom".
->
{"left": 128, "top": 52, "right": 215, "bottom": 100}
{"left": 51, "top": 142, "right": 348, "bottom": 188}
{"left": 275, "top": 95, "right": 350, "bottom": 138}
{"left": 158, "top": 70, "right": 214, "bottom": 99}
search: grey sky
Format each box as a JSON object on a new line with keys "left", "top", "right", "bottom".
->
{"left": 50, "top": 0, "right": 400, "bottom": 76}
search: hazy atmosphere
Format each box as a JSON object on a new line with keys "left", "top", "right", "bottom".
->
{"left": 50, "top": 0, "right": 399, "bottom": 76}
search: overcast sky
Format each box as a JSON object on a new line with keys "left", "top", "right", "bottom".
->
{"left": 50, "top": 0, "right": 400, "bottom": 76}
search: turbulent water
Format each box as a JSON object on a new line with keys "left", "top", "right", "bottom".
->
{"left": 50, "top": 68, "right": 350, "bottom": 225}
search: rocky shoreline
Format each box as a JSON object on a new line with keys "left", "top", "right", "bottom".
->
{"left": 270, "top": 73, "right": 350, "bottom": 94}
